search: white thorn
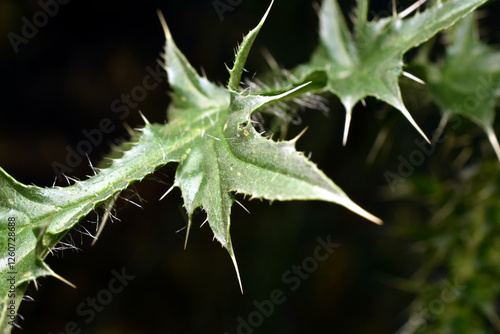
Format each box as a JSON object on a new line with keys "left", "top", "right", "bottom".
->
{"left": 157, "top": 10, "right": 171, "bottom": 40}
{"left": 291, "top": 126, "right": 309, "bottom": 144}
{"left": 184, "top": 218, "right": 192, "bottom": 250}
{"left": 342, "top": 199, "right": 383, "bottom": 225}
{"left": 175, "top": 225, "right": 187, "bottom": 233}
{"left": 122, "top": 197, "right": 143, "bottom": 209}
{"left": 343, "top": 112, "right": 352, "bottom": 146}
{"left": 399, "top": 0, "right": 428, "bottom": 19}
{"left": 486, "top": 126, "right": 500, "bottom": 162}
{"left": 403, "top": 71, "right": 426, "bottom": 85}
{"left": 412, "top": 119, "right": 431, "bottom": 144}
{"left": 159, "top": 185, "right": 175, "bottom": 201}
{"left": 272, "top": 81, "right": 311, "bottom": 101}
{"left": 230, "top": 252, "right": 244, "bottom": 294}
{"left": 138, "top": 110, "right": 150, "bottom": 125}
{"left": 51, "top": 272, "right": 77, "bottom": 289}
{"left": 399, "top": 105, "right": 431, "bottom": 144}
{"left": 235, "top": 200, "right": 251, "bottom": 214}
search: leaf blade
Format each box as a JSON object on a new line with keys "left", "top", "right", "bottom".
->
{"left": 294, "top": 0, "right": 489, "bottom": 145}
{"left": 417, "top": 13, "right": 500, "bottom": 160}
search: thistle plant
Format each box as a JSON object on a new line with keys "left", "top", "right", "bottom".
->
{"left": 0, "top": 0, "right": 497, "bottom": 332}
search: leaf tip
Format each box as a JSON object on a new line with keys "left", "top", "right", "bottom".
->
{"left": 268, "top": 81, "right": 312, "bottom": 102}
{"left": 157, "top": 9, "right": 171, "bottom": 41}
{"left": 184, "top": 218, "right": 192, "bottom": 250}
{"left": 398, "top": 104, "right": 430, "bottom": 144}
{"left": 262, "top": 0, "right": 275, "bottom": 24}
{"left": 356, "top": 207, "right": 383, "bottom": 225}
{"left": 159, "top": 185, "right": 175, "bottom": 201}
{"left": 291, "top": 126, "right": 309, "bottom": 144}
{"left": 342, "top": 112, "right": 352, "bottom": 147}
{"left": 51, "top": 271, "right": 77, "bottom": 289}
{"left": 138, "top": 110, "right": 150, "bottom": 125}
{"left": 341, "top": 99, "right": 356, "bottom": 146}
{"left": 228, "top": 1, "right": 275, "bottom": 91}
{"left": 398, "top": 0, "right": 428, "bottom": 19}
{"left": 229, "top": 251, "right": 244, "bottom": 294}
{"left": 486, "top": 126, "right": 500, "bottom": 162}
{"left": 340, "top": 197, "right": 383, "bottom": 225}
{"left": 402, "top": 71, "right": 426, "bottom": 85}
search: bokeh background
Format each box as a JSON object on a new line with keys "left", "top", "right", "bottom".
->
{"left": 1, "top": 0, "right": 499, "bottom": 333}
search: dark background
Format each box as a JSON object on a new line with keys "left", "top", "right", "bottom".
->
{"left": 1, "top": 0, "right": 499, "bottom": 333}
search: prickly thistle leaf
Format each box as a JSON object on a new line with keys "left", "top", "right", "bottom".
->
{"left": 293, "top": 0, "right": 489, "bottom": 145}
{"left": 159, "top": 5, "right": 381, "bottom": 291}
{"left": 0, "top": 3, "right": 382, "bottom": 330}
{"left": 416, "top": 13, "right": 500, "bottom": 160}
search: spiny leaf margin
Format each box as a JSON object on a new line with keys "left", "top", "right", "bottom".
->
{"left": 290, "top": 0, "right": 490, "bottom": 145}
{"left": 0, "top": 3, "right": 382, "bottom": 331}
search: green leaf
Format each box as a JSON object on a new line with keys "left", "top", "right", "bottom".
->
{"left": 228, "top": 1, "right": 273, "bottom": 91}
{"left": 0, "top": 122, "right": 182, "bottom": 332}
{"left": 159, "top": 8, "right": 382, "bottom": 291}
{"left": 0, "top": 5, "right": 381, "bottom": 331}
{"left": 293, "top": 0, "right": 489, "bottom": 145}
{"left": 417, "top": 13, "right": 500, "bottom": 160}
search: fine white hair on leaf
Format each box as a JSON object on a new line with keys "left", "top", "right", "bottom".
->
{"left": 91, "top": 192, "right": 121, "bottom": 246}
{"left": 108, "top": 211, "right": 121, "bottom": 223}
{"left": 86, "top": 153, "right": 97, "bottom": 176}
{"left": 121, "top": 196, "right": 143, "bottom": 209}
{"left": 175, "top": 225, "right": 187, "bottom": 234}
{"left": 62, "top": 173, "right": 71, "bottom": 186}
{"left": 22, "top": 295, "right": 34, "bottom": 302}
{"left": 52, "top": 242, "right": 80, "bottom": 253}
{"left": 293, "top": 92, "right": 329, "bottom": 114}
{"left": 75, "top": 224, "right": 97, "bottom": 241}
{"left": 235, "top": 199, "right": 251, "bottom": 214}
{"left": 66, "top": 176, "right": 81, "bottom": 185}
{"left": 11, "top": 320, "right": 22, "bottom": 330}
{"left": 67, "top": 232, "right": 77, "bottom": 249}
